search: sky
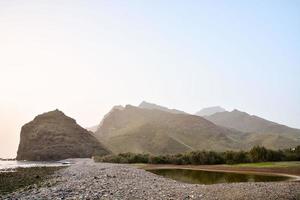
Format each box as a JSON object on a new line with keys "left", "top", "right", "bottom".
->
{"left": 0, "top": 0, "right": 300, "bottom": 158}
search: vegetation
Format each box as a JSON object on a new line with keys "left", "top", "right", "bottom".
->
{"left": 94, "top": 146, "right": 300, "bottom": 165}
{"left": 0, "top": 166, "right": 65, "bottom": 195}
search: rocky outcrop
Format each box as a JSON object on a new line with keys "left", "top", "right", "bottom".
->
{"left": 16, "top": 110, "right": 109, "bottom": 161}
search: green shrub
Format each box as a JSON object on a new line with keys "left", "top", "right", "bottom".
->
{"left": 93, "top": 145, "right": 300, "bottom": 165}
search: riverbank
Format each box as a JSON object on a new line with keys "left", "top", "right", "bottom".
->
{"left": 136, "top": 162, "right": 300, "bottom": 181}
{"left": 2, "top": 159, "right": 300, "bottom": 199}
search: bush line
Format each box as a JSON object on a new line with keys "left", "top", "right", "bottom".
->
{"left": 94, "top": 146, "right": 300, "bottom": 165}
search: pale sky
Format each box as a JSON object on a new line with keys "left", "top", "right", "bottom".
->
{"left": 1, "top": 0, "right": 300, "bottom": 158}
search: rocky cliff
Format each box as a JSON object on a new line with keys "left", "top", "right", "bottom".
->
{"left": 16, "top": 109, "right": 109, "bottom": 161}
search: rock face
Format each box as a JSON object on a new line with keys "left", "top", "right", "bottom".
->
{"left": 16, "top": 110, "right": 109, "bottom": 161}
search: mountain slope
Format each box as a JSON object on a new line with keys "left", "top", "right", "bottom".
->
{"left": 139, "top": 101, "right": 187, "bottom": 114}
{"left": 205, "top": 109, "right": 300, "bottom": 134}
{"left": 94, "top": 105, "right": 247, "bottom": 154}
{"left": 204, "top": 109, "right": 300, "bottom": 149}
{"left": 17, "top": 110, "right": 109, "bottom": 161}
{"left": 195, "top": 106, "right": 226, "bottom": 116}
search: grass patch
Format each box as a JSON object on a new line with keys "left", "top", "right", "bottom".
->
{"left": 228, "top": 161, "right": 300, "bottom": 168}
{"left": 0, "top": 166, "right": 65, "bottom": 195}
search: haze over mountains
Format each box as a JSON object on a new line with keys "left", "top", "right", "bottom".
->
{"left": 93, "top": 101, "right": 300, "bottom": 153}
{"left": 195, "top": 106, "right": 226, "bottom": 116}
{"left": 204, "top": 110, "right": 300, "bottom": 149}
{"left": 204, "top": 109, "right": 300, "bottom": 134}
{"left": 94, "top": 105, "right": 245, "bottom": 154}
{"left": 16, "top": 101, "right": 300, "bottom": 160}
{"left": 86, "top": 125, "right": 98, "bottom": 133}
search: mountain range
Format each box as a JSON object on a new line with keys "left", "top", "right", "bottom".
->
{"left": 16, "top": 101, "right": 300, "bottom": 160}
{"left": 93, "top": 102, "right": 300, "bottom": 154}
{"left": 204, "top": 109, "right": 300, "bottom": 135}
{"left": 94, "top": 105, "right": 246, "bottom": 154}
{"left": 204, "top": 109, "right": 300, "bottom": 149}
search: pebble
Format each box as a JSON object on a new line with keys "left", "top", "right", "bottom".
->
{"left": 2, "top": 158, "right": 300, "bottom": 200}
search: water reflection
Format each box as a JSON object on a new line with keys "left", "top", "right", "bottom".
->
{"left": 147, "top": 169, "right": 290, "bottom": 184}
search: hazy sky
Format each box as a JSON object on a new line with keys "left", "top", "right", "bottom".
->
{"left": 1, "top": 0, "right": 300, "bottom": 158}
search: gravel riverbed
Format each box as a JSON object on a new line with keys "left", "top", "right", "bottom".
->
{"left": 2, "top": 159, "right": 300, "bottom": 200}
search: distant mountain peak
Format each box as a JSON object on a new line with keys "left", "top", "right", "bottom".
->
{"left": 228, "top": 109, "right": 248, "bottom": 115}
{"left": 139, "top": 101, "right": 150, "bottom": 106}
{"left": 231, "top": 109, "right": 244, "bottom": 113}
{"left": 97, "top": 105, "right": 125, "bottom": 128}
{"left": 38, "top": 109, "right": 64, "bottom": 116}
{"left": 205, "top": 108, "right": 299, "bottom": 133}
{"left": 195, "top": 106, "right": 226, "bottom": 116}
{"left": 112, "top": 105, "right": 125, "bottom": 111}
{"left": 138, "top": 101, "right": 186, "bottom": 114}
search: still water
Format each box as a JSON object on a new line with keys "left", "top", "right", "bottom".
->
{"left": 0, "top": 160, "right": 70, "bottom": 172}
{"left": 147, "top": 168, "right": 291, "bottom": 184}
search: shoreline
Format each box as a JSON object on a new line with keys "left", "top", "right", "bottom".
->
{"left": 137, "top": 164, "right": 300, "bottom": 182}
{"left": 2, "top": 159, "right": 300, "bottom": 199}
